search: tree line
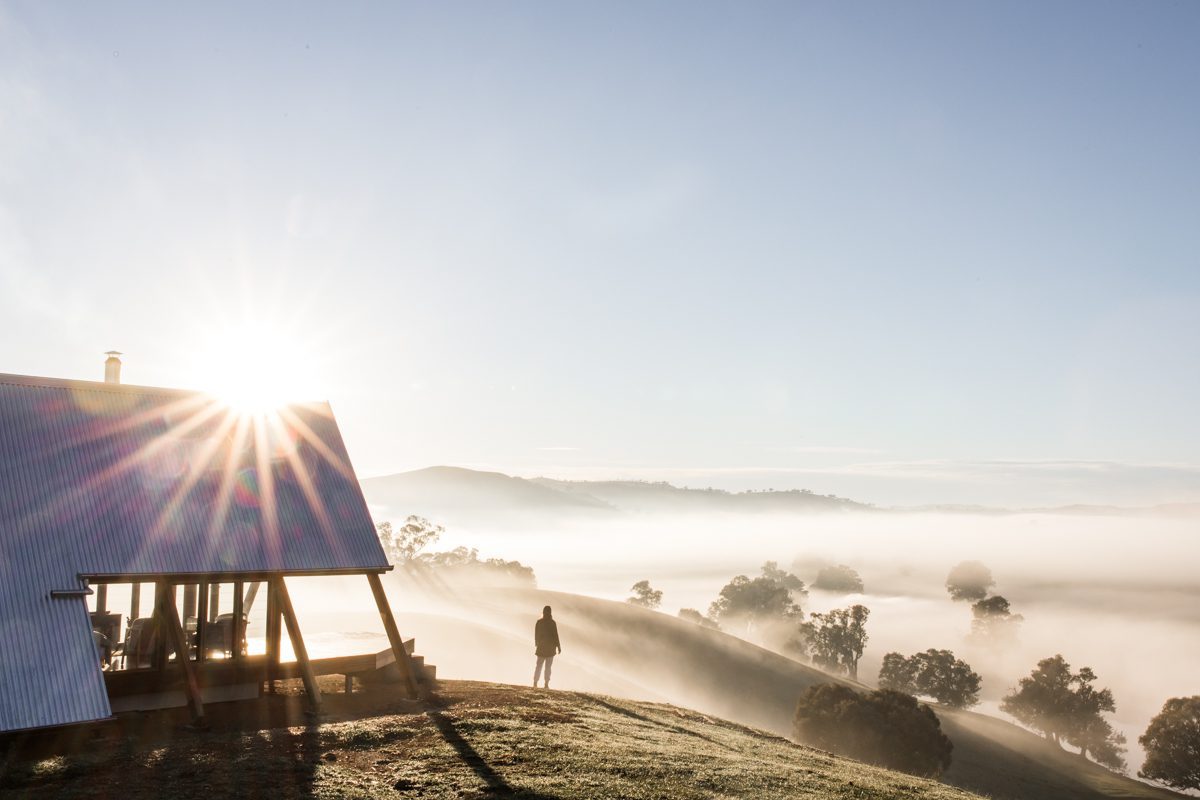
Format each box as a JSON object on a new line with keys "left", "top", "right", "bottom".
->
{"left": 629, "top": 559, "right": 1197, "bottom": 786}
{"left": 376, "top": 516, "right": 536, "bottom": 587}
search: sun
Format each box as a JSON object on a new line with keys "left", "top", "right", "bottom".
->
{"left": 189, "top": 320, "right": 321, "bottom": 415}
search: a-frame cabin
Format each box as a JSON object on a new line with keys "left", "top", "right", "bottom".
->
{"left": 0, "top": 367, "right": 421, "bottom": 734}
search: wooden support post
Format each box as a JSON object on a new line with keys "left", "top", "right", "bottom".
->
{"left": 196, "top": 581, "right": 208, "bottom": 663}
{"left": 182, "top": 584, "right": 197, "bottom": 661}
{"left": 151, "top": 582, "right": 169, "bottom": 671}
{"left": 96, "top": 583, "right": 108, "bottom": 613}
{"left": 183, "top": 584, "right": 198, "bottom": 622}
{"left": 265, "top": 580, "right": 282, "bottom": 693}
{"left": 130, "top": 582, "right": 141, "bottom": 619}
{"left": 232, "top": 581, "right": 245, "bottom": 660}
{"left": 159, "top": 583, "right": 205, "bottom": 723}
{"left": 243, "top": 581, "right": 262, "bottom": 614}
{"left": 274, "top": 576, "right": 321, "bottom": 712}
{"left": 208, "top": 584, "right": 220, "bottom": 623}
{"left": 367, "top": 572, "right": 421, "bottom": 699}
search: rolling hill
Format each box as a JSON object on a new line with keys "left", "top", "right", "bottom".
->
{"left": 0, "top": 679, "right": 983, "bottom": 800}
{"left": 384, "top": 583, "right": 1187, "bottom": 800}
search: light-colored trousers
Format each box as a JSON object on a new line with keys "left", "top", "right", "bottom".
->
{"left": 534, "top": 655, "right": 555, "bottom": 686}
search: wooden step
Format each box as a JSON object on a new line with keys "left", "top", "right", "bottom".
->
{"left": 350, "top": 640, "right": 436, "bottom": 687}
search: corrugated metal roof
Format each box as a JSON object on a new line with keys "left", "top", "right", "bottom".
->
{"left": 0, "top": 373, "right": 389, "bottom": 733}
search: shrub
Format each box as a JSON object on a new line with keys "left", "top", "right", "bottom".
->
{"left": 793, "top": 684, "right": 953, "bottom": 777}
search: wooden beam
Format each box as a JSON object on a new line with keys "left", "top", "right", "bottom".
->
{"left": 150, "top": 582, "right": 169, "bottom": 672}
{"left": 130, "top": 582, "right": 141, "bottom": 619}
{"left": 367, "top": 573, "right": 421, "bottom": 699}
{"left": 96, "top": 583, "right": 108, "bottom": 613}
{"left": 232, "top": 581, "right": 245, "bottom": 661}
{"left": 264, "top": 580, "right": 281, "bottom": 693}
{"left": 243, "top": 581, "right": 262, "bottom": 614}
{"left": 196, "top": 581, "right": 209, "bottom": 663}
{"left": 208, "top": 583, "right": 220, "bottom": 623}
{"left": 274, "top": 576, "right": 321, "bottom": 712}
{"left": 182, "top": 584, "right": 198, "bottom": 622}
{"left": 158, "top": 582, "right": 205, "bottom": 723}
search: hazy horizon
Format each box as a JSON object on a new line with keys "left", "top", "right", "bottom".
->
{"left": 359, "top": 462, "right": 1200, "bottom": 511}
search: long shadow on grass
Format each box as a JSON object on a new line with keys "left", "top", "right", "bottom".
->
{"left": 0, "top": 716, "right": 323, "bottom": 800}
{"left": 585, "top": 696, "right": 740, "bottom": 752}
{"left": 427, "top": 711, "right": 560, "bottom": 800}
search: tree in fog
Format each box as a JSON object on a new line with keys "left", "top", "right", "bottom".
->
{"left": 969, "top": 594, "right": 1023, "bottom": 643}
{"left": 708, "top": 575, "right": 800, "bottom": 633}
{"left": 1001, "top": 654, "right": 1126, "bottom": 771}
{"left": 376, "top": 516, "right": 444, "bottom": 563}
{"left": 678, "top": 608, "right": 720, "bottom": 630}
{"left": 793, "top": 684, "right": 953, "bottom": 777}
{"left": 761, "top": 561, "right": 808, "bottom": 594}
{"left": 1138, "top": 696, "right": 1200, "bottom": 791}
{"left": 945, "top": 560, "right": 995, "bottom": 602}
{"left": 627, "top": 580, "right": 663, "bottom": 609}
{"left": 812, "top": 564, "right": 864, "bottom": 593}
{"left": 708, "top": 563, "right": 806, "bottom": 635}
{"left": 798, "top": 604, "right": 870, "bottom": 679}
{"left": 878, "top": 649, "right": 981, "bottom": 708}
{"left": 1075, "top": 715, "right": 1128, "bottom": 772}
{"left": 878, "top": 652, "right": 918, "bottom": 694}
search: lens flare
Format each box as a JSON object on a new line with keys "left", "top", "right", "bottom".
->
{"left": 188, "top": 319, "right": 321, "bottom": 417}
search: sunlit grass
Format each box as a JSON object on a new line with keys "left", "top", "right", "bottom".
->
{"left": 0, "top": 681, "right": 983, "bottom": 800}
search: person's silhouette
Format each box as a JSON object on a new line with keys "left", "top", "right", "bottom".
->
{"left": 533, "top": 605, "right": 561, "bottom": 688}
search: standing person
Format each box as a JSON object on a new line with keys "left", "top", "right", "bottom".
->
{"left": 533, "top": 605, "right": 561, "bottom": 688}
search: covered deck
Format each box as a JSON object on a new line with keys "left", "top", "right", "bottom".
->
{"left": 104, "top": 643, "right": 433, "bottom": 713}
{"left": 86, "top": 572, "right": 428, "bottom": 722}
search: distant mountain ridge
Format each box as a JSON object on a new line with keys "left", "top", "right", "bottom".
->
{"left": 359, "top": 466, "right": 870, "bottom": 525}
{"left": 529, "top": 475, "right": 871, "bottom": 514}
{"left": 359, "top": 466, "right": 1200, "bottom": 525}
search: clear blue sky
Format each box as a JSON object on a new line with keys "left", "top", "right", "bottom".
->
{"left": 2, "top": 2, "right": 1198, "bottom": 506}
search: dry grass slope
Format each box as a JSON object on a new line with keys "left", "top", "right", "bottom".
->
{"left": 1, "top": 680, "right": 983, "bottom": 800}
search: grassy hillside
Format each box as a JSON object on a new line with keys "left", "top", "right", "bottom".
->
{"left": 385, "top": 585, "right": 1187, "bottom": 800}
{"left": 1, "top": 679, "right": 981, "bottom": 800}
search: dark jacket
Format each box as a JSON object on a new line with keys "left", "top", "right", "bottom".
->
{"left": 535, "top": 617, "right": 560, "bottom": 657}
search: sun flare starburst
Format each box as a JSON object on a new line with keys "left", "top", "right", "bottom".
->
{"left": 188, "top": 320, "right": 321, "bottom": 417}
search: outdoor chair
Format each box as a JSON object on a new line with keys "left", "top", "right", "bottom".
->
{"left": 203, "top": 613, "right": 249, "bottom": 659}
{"left": 118, "top": 616, "right": 158, "bottom": 669}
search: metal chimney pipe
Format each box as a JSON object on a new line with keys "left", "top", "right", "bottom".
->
{"left": 104, "top": 351, "right": 122, "bottom": 384}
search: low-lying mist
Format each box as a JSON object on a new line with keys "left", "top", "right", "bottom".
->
{"left": 285, "top": 510, "right": 1199, "bottom": 776}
